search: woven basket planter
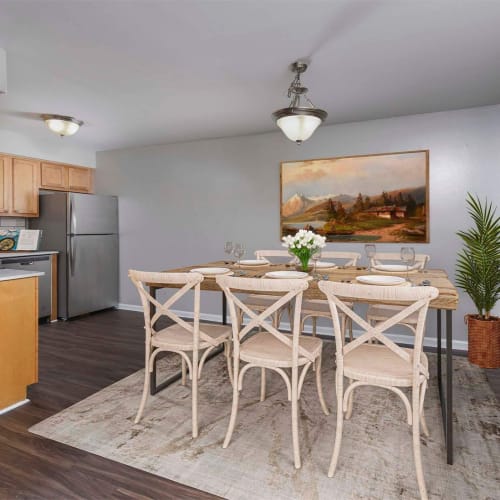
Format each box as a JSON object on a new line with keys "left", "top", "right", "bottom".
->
{"left": 466, "top": 315, "right": 500, "bottom": 368}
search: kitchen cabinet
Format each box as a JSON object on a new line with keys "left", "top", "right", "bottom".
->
{"left": 0, "top": 274, "right": 39, "bottom": 411}
{"left": 40, "top": 162, "right": 93, "bottom": 194}
{"left": 0, "top": 155, "right": 39, "bottom": 217}
{"left": 40, "top": 162, "right": 69, "bottom": 191}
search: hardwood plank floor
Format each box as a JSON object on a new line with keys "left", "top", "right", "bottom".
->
{"left": 0, "top": 309, "right": 218, "bottom": 500}
{"left": 0, "top": 309, "right": 498, "bottom": 499}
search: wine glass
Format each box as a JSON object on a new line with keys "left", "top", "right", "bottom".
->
{"left": 311, "top": 247, "right": 322, "bottom": 278}
{"left": 224, "top": 241, "right": 233, "bottom": 263}
{"left": 364, "top": 243, "right": 376, "bottom": 271}
{"left": 233, "top": 243, "right": 245, "bottom": 267}
{"left": 401, "top": 247, "right": 416, "bottom": 281}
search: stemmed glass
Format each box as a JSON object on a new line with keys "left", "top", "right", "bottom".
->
{"left": 233, "top": 243, "right": 245, "bottom": 267}
{"left": 364, "top": 243, "right": 376, "bottom": 272}
{"left": 311, "top": 247, "right": 322, "bottom": 278}
{"left": 224, "top": 241, "right": 234, "bottom": 263}
{"left": 401, "top": 247, "right": 416, "bottom": 282}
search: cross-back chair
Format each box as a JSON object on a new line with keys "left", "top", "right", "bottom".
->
{"left": 318, "top": 281, "right": 438, "bottom": 500}
{"left": 367, "top": 253, "right": 431, "bottom": 335}
{"left": 240, "top": 249, "right": 295, "bottom": 328}
{"left": 301, "top": 251, "right": 361, "bottom": 339}
{"left": 129, "top": 270, "right": 232, "bottom": 438}
{"left": 217, "top": 275, "right": 329, "bottom": 469}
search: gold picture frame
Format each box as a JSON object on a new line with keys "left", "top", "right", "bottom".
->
{"left": 280, "top": 150, "right": 429, "bottom": 243}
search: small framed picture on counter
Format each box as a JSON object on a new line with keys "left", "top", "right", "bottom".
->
{"left": 16, "top": 229, "right": 42, "bottom": 251}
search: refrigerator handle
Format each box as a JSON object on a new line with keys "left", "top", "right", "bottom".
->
{"left": 70, "top": 236, "right": 77, "bottom": 276}
{"left": 70, "top": 196, "right": 77, "bottom": 234}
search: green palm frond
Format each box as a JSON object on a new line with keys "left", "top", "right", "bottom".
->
{"left": 455, "top": 193, "right": 500, "bottom": 319}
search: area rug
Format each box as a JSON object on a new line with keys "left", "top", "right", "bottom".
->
{"left": 30, "top": 343, "right": 499, "bottom": 499}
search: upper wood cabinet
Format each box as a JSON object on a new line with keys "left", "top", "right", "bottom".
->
{"left": 68, "top": 166, "right": 93, "bottom": 193}
{"left": 11, "top": 158, "right": 40, "bottom": 217}
{"left": 0, "top": 155, "right": 11, "bottom": 214}
{"left": 40, "top": 162, "right": 93, "bottom": 194}
{"left": 40, "top": 162, "right": 69, "bottom": 191}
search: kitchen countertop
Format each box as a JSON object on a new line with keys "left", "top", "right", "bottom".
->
{"left": 0, "top": 251, "right": 59, "bottom": 258}
{"left": 0, "top": 269, "right": 44, "bottom": 282}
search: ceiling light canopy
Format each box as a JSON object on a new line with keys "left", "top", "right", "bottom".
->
{"left": 42, "top": 114, "right": 83, "bottom": 137}
{"left": 272, "top": 61, "right": 327, "bottom": 144}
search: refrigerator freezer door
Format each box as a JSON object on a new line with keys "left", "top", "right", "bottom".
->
{"left": 69, "top": 193, "right": 118, "bottom": 235}
{"left": 67, "top": 234, "right": 118, "bottom": 317}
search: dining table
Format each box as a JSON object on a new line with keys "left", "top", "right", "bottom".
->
{"left": 146, "top": 260, "right": 459, "bottom": 465}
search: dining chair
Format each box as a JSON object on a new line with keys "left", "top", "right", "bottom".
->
{"left": 301, "top": 251, "right": 361, "bottom": 339}
{"left": 128, "top": 270, "right": 232, "bottom": 438}
{"left": 367, "top": 253, "right": 431, "bottom": 335}
{"left": 240, "top": 249, "right": 295, "bottom": 328}
{"left": 318, "top": 280, "right": 438, "bottom": 500}
{"left": 216, "top": 275, "right": 329, "bottom": 469}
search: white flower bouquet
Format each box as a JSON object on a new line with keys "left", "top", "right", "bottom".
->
{"left": 282, "top": 229, "right": 327, "bottom": 271}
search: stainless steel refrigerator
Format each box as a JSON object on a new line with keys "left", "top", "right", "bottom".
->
{"left": 32, "top": 192, "right": 118, "bottom": 319}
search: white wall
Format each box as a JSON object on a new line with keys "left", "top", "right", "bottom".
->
{"left": 96, "top": 104, "right": 500, "bottom": 347}
{"left": 0, "top": 128, "right": 95, "bottom": 167}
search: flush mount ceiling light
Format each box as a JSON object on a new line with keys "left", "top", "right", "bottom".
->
{"left": 42, "top": 114, "right": 83, "bottom": 137}
{"left": 272, "top": 61, "right": 327, "bottom": 144}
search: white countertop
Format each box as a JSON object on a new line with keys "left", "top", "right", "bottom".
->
{"left": 0, "top": 269, "right": 45, "bottom": 282}
{"left": 0, "top": 251, "right": 58, "bottom": 258}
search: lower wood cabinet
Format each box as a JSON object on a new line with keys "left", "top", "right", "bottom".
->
{"left": 0, "top": 277, "right": 38, "bottom": 411}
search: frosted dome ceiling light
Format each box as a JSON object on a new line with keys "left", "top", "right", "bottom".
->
{"left": 272, "top": 61, "right": 327, "bottom": 144}
{"left": 42, "top": 114, "right": 83, "bottom": 137}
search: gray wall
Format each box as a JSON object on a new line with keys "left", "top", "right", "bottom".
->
{"left": 96, "top": 104, "right": 500, "bottom": 346}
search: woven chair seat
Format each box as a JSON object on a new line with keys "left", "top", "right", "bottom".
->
{"left": 302, "top": 298, "right": 353, "bottom": 316}
{"left": 344, "top": 343, "right": 428, "bottom": 387}
{"left": 240, "top": 331, "right": 322, "bottom": 368}
{"left": 152, "top": 323, "right": 231, "bottom": 350}
{"left": 243, "top": 294, "right": 282, "bottom": 309}
{"left": 367, "top": 303, "right": 419, "bottom": 325}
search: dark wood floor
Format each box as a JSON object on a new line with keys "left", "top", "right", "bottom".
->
{"left": 1, "top": 309, "right": 498, "bottom": 499}
{"left": 0, "top": 309, "right": 218, "bottom": 500}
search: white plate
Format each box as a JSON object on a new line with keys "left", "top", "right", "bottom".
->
{"left": 239, "top": 259, "right": 268, "bottom": 266}
{"left": 265, "top": 270, "right": 309, "bottom": 279}
{"left": 373, "top": 264, "right": 418, "bottom": 272}
{"left": 190, "top": 267, "right": 231, "bottom": 276}
{"left": 356, "top": 275, "right": 406, "bottom": 286}
{"left": 315, "top": 261, "right": 337, "bottom": 269}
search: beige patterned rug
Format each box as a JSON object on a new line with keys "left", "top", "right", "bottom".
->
{"left": 30, "top": 343, "right": 499, "bottom": 499}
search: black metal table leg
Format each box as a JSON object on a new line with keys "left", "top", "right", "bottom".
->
{"left": 222, "top": 291, "right": 228, "bottom": 325}
{"left": 149, "top": 286, "right": 158, "bottom": 395}
{"left": 446, "top": 309, "right": 453, "bottom": 465}
{"left": 437, "top": 310, "right": 443, "bottom": 418}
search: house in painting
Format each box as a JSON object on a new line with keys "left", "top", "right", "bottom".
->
{"left": 364, "top": 205, "right": 407, "bottom": 219}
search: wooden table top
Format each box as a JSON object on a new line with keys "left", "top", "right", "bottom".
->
{"left": 149, "top": 261, "right": 459, "bottom": 310}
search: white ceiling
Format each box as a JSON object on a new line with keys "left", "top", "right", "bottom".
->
{"left": 0, "top": 0, "right": 499, "bottom": 152}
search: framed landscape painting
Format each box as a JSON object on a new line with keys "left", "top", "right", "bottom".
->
{"left": 280, "top": 150, "right": 429, "bottom": 243}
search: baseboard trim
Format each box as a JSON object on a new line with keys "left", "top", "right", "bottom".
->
{"left": 0, "top": 398, "right": 30, "bottom": 416}
{"left": 117, "top": 303, "right": 468, "bottom": 351}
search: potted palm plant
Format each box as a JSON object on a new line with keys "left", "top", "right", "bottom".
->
{"left": 456, "top": 193, "right": 500, "bottom": 368}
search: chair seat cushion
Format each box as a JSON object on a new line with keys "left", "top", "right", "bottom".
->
{"left": 301, "top": 299, "right": 352, "bottom": 317}
{"left": 240, "top": 331, "right": 322, "bottom": 368}
{"left": 243, "top": 294, "right": 286, "bottom": 310}
{"left": 343, "top": 344, "right": 428, "bottom": 387}
{"left": 152, "top": 322, "right": 231, "bottom": 350}
{"left": 366, "top": 304, "right": 419, "bottom": 325}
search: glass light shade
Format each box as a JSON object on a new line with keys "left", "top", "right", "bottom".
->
{"left": 43, "top": 115, "right": 82, "bottom": 136}
{"left": 276, "top": 114, "right": 322, "bottom": 144}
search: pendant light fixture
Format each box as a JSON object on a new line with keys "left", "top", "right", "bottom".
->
{"left": 42, "top": 114, "right": 83, "bottom": 137}
{"left": 272, "top": 61, "right": 327, "bottom": 144}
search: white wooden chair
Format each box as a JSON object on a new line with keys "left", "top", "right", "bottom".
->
{"left": 217, "top": 275, "right": 329, "bottom": 469}
{"left": 129, "top": 270, "right": 232, "bottom": 438}
{"left": 301, "top": 251, "right": 361, "bottom": 339}
{"left": 367, "top": 253, "right": 431, "bottom": 335}
{"left": 240, "top": 249, "right": 295, "bottom": 328}
{"left": 318, "top": 281, "right": 438, "bottom": 500}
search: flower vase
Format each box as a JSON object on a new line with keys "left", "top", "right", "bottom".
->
{"left": 298, "top": 255, "right": 311, "bottom": 272}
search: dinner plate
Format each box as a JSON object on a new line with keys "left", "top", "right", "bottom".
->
{"left": 265, "top": 270, "right": 309, "bottom": 279}
{"left": 373, "top": 264, "right": 419, "bottom": 272}
{"left": 315, "top": 261, "right": 337, "bottom": 269}
{"left": 190, "top": 267, "right": 232, "bottom": 276}
{"left": 356, "top": 275, "right": 406, "bottom": 286}
{"left": 239, "top": 259, "right": 268, "bottom": 266}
